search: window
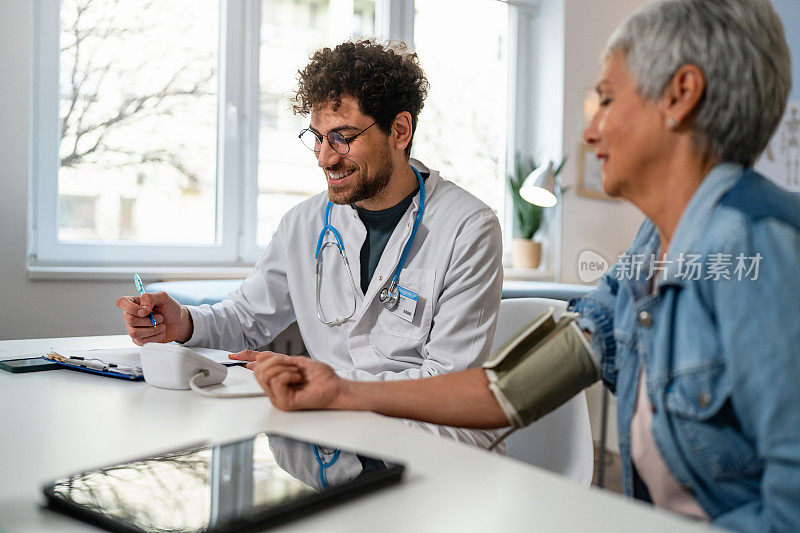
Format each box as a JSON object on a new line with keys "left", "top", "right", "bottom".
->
{"left": 59, "top": 195, "right": 97, "bottom": 237}
{"left": 413, "top": 0, "right": 509, "bottom": 217}
{"left": 119, "top": 198, "right": 136, "bottom": 240}
{"left": 31, "top": 0, "right": 527, "bottom": 272}
{"left": 33, "top": 0, "right": 224, "bottom": 266}
{"left": 57, "top": 0, "right": 219, "bottom": 246}
{"left": 255, "top": 0, "right": 376, "bottom": 247}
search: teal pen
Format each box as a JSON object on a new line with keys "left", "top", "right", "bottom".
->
{"left": 133, "top": 273, "right": 157, "bottom": 327}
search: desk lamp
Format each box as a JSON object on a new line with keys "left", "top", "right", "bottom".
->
{"left": 520, "top": 160, "right": 558, "bottom": 207}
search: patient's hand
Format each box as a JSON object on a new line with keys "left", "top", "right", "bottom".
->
{"left": 250, "top": 353, "right": 343, "bottom": 411}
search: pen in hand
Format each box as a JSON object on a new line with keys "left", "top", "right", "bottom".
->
{"left": 133, "top": 273, "right": 158, "bottom": 327}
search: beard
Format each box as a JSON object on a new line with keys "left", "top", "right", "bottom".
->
{"left": 326, "top": 146, "right": 394, "bottom": 205}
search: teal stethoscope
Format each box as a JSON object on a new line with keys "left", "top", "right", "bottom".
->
{"left": 314, "top": 165, "right": 426, "bottom": 326}
{"left": 312, "top": 444, "right": 341, "bottom": 489}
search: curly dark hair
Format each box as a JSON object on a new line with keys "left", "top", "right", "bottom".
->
{"left": 292, "top": 40, "right": 429, "bottom": 158}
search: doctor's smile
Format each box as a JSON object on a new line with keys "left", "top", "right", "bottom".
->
{"left": 324, "top": 163, "right": 361, "bottom": 194}
{"left": 326, "top": 167, "right": 356, "bottom": 182}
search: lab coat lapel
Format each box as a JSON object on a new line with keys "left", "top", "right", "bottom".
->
{"left": 340, "top": 205, "right": 366, "bottom": 299}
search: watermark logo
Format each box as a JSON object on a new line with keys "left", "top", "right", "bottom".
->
{"left": 577, "top": 250, "right": 610, "bottom": 283}
{"left": 613, "top": 252, "right": 762, "bottom": 282}
{"left": 576, "top": 250, "right": 763, "bottom": 284}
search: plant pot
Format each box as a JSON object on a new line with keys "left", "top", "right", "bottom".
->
{"left": 511, "top": 239, "right": 542, "bottom": 269}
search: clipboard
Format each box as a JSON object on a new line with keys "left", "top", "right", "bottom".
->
{"left": 43, "top": 352, "right": 144, "bottom": 381}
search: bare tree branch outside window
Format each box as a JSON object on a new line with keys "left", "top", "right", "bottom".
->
{"left": 60, "top": 0, "right": 215, "bottom": 194}
{"left": 57, "top": 0, "right": 219, "bottom": 243}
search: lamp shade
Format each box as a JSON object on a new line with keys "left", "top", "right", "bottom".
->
{"left": 520, "top": 160, "right": 557, "bottom": 207}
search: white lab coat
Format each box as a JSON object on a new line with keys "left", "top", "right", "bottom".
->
{"left": 186, "top": 159, "right": 505, "bottom": 449}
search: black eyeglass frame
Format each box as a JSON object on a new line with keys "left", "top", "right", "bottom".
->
{"left": 298, "top": 122, "right": 377, "bottom": 155}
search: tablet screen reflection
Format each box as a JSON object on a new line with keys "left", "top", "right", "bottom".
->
{"left": 48, "top": 433, "right": 376, "bottom": 533}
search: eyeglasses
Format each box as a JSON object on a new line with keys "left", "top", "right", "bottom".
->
{"left": 298, "top": 122, "right": 376, "bottom": 155}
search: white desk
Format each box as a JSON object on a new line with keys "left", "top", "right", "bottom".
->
{"left": 0, "top": 336, "right": 708, "bottom": 532}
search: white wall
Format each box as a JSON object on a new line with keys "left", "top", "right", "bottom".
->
{"left": 0, "top": 1, "right": 131, "bottom": 340}
{"left": 559, "top": 0, "right": 647, "bottom": 284}
{"left": 558, "top": 0, "right": 649, "bottom": 454}
{"left": 523, "top": 0, "right": 646, "bottom": 285}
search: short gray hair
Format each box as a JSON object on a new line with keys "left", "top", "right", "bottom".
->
{"left": 606, "top": 0, "right": 791, "bottom": 167}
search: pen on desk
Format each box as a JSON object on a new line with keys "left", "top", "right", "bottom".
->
{"left": 133, "top": 273, "right": 157, "bottom": 327}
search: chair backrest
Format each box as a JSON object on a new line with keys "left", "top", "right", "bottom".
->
{"left": 491, "top": 298, "right": 594, "bottom": 486}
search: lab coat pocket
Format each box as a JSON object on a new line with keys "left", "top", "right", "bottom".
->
{"left": 375, "top": 268, "right": 436, "bottom": 341}
{"left": 664, "top": 362, "right": 761, "bottom": 481}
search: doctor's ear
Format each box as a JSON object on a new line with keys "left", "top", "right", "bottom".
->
{"left": 390, "top": 111, "right": 413, "bottom": 152}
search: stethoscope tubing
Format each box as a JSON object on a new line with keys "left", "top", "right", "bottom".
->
{"left": 315, "top": 164, "right": 426, "bottom": 304}
{"left": 315, "top": 201, "right": 345, "bottom": 260}
{"left": 387, "top": 166, "right": 425, "bottom": 292}
{"left": 313, "top": 444, "right": 341, "bottom": 489}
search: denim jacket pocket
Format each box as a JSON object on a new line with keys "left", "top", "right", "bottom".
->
{"left": 612, "top": 330, "right": 636, "bottom": 372}
{"left": 664, "top": 363, "right": 761, "bottom": 481}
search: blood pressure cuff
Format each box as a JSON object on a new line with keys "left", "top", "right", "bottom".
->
{"left": 483, "top": 308, "right": 600, "bottom": 428}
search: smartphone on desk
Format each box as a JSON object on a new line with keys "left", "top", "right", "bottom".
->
{"left": 0, "top": 357, "right": 61, "bottom": 373}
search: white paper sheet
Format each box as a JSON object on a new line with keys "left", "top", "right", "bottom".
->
{"left": 64, "top": 345, "right": 238, "bottom": 368}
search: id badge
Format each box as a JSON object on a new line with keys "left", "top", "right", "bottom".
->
{"left": 392, "top": 285, "right": 418, "bottom": 323}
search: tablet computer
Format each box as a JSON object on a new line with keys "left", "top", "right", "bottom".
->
{"left": 43, "top": 433, "right": 404, "bottom": 532}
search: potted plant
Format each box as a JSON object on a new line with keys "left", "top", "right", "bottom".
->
{"left": 507, "top": 154, "right": 565, "bottom": 269}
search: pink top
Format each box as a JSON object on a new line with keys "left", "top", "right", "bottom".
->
{"left": 630, "top": 370, "right": 709, "bottom": 521}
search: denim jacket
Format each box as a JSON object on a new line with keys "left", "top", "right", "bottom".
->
{"left": 569, "top": 163, "right": 800, "bottom": 532}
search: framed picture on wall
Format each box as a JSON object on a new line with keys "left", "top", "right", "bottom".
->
{"left": 577, "top": 143, "right": 617, "bottom": 200}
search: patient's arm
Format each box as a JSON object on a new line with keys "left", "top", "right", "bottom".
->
{"left": 252, "top": 324, "right": 598, "bottom": 430}
{"left": 340, "top": 367, "right": 508, "bottom": 428}
{"left": 252, "top": 353, "right": 508, "bottom": 429}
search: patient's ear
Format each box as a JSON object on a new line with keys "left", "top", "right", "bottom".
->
{"left": 659, "top": 64, "right": 705, "bottom": 129}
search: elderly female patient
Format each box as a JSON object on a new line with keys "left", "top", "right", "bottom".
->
{"left": 243, "top": 0, "right": 800, "bottom": 529}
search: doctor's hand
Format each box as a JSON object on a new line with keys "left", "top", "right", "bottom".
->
{"left": 250, "top": 353, "right": 344, "bottom": 411}
{"left": 115, "top": 291, "right": 193, "bottom": 346}
{"left": 228, "top": 349, "right": 267, "bottom": 367}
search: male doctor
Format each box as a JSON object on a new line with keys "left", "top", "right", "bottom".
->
{"left": 116, "top": 40, "right": 503, "bottom": 446}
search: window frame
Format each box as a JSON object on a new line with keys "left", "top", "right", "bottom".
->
{"left": 29, "top": 0, "right": 536, "bottom": 274}
{"left": 31, "top": 0, "right": 242, "bottom": 268}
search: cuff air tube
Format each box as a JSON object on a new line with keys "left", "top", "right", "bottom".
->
{"left": 483, "top": 308, "right": 600, "bottom": 428}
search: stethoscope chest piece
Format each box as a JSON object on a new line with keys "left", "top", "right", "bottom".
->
{"left": 379, "top": 285, "right": 400, "bottom": 310}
